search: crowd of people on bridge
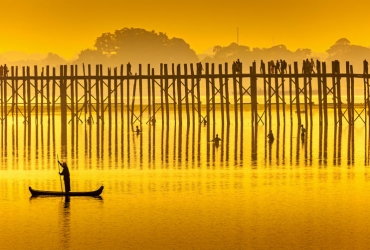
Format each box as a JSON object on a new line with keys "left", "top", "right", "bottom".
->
{"left": 0, "top": 64, "right": 9, "bottom": 77}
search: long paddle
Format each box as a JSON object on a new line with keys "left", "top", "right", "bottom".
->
{"left": 57, "top": 155, "right": 63, "bottom": 192}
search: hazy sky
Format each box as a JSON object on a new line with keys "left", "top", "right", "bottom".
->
{"left": 1, "top": 0, "right": 369, "bottom": 59}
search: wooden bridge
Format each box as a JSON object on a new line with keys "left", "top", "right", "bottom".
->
{"left": 0, "top": 60, "right": 369, "bottom": 131}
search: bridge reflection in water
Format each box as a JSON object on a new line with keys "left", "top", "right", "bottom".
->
{"left": 0, "top": 110, "right": 366, "bottom": 170}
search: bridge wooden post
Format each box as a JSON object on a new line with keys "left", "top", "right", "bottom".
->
{"left": 176, "top": 64, "right": 182, "bottom": 125}
{"left": 294, "top": 62, "right": 301, "bottom": 125}
{"left": 218, "top": 64, "right": 225, "bottom": 126}
{"left": 224, "top": 63, "right": 230, "bottom": 125}
{"left": 184, "top": 64, "right": 190, "bottom": 126}
{"left": 164, "top": 64, "right": 170, "bottom": 126}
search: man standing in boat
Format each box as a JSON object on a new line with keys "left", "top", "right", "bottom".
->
{"left": 58, "top": 161, "right": 71, "bottom": 194}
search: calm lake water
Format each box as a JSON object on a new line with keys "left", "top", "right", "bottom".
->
{"left": 2, "top": 109, "right": 370, "bottom": 250}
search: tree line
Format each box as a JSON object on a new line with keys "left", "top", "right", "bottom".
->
{"left": 5, "top": 28, "right": 370, "bottom": 73}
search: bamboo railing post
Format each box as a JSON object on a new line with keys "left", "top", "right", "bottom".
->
{"left": 176, "top": 64, "right": 182, "bottom": 125}
{"left": 303, "top": 62, "right": 308, "bottom": 127}
{"left": 40, "top": 67, "right": 44, "bottom": 125}
{"left": 332, "top": 61, "right": 338, "bottom": 126}
{"left": 274, "top": 65, "right": 280, "bottom": 126}
{"left": 238, "top": 63, "right": 243, "bottom": 124}
{"left": 95, "top": 65, "right": 100, "bottom": 124}
{"left": 224, "top": 63, "right": 230, "bottom": 125}
{"left": 139, "top": 64, "right": 143, "bottom": 125}
{"left": 184, "top": 64, "right": 190, "bottom": 126}
{"left": 160, "top": 64, "right": 164, "bottom": 124}
{"left": 27, "top": 66, "right": 31, "bottom": 124}
{"left": 294, "top": 62, "right": 301, "bottom": 125}
{"left": 151, "top": 68, "right": 156, "bottom": 126}
{"left": 15, "top": 67, "right": 19, "bottom": 123}
{"left": 46, "top": 66, "right": 50, "bottom": 123}
{"left": 171, "top": 64, "right": 176, "bottom": 123}
{"left": 308, "top": 67, "right": 313, "bottom": 126}
{"left": 74, "top": 65, "right": 79, "bottom": 124}
{"left": 120, "top": 65, "right": 124, "bottom": 122}
{"left": 336, "top": 62, "right": 342, "bottom": 127}
{"left": 108, "top": 67, "right": 112, "bottom": 124}
{"left": 34, "top": 66, "right": 38, "bottom": 123}
{"left": 350, "top": 65, "right": 355, "bottom": 125}
{"left": 147, "top": 64, "right": 151, "bottom": 123}
{"left": 288, "top": 65, "right": 293, "bottom": 121}
{"left": 267, "top": 62, "right": 272, "bottom": 129}
{"left": 100, "top": 65, "right": 104, "bottom": 124}
{"left": 114, "top": 67, "right": 118, "bottom": 124}
{"left": 190, "top": 64, "right": 195, "bottom": 124}
{"left": 346, "top": 62, "right": 351, "bottom": 125}
{"left": 211, "top": 64, "right": 216, "bottom": 126}
{"left": 205, "top": 63, "right": 210, "bottom": 127}
{"left": 88, "top": 65, "right": 92, "bottom": 124}
{"left": 70, "top": 65, "right": 75, "bottom": 124}
{"left": 52, "top": 67, "right": 56, "bottom": 123}
{"left": 60, "top": 65, "right": 67, "bottom": 138}
{"left": 196, "top": 64, "right": 201, "bottom": 124}
{"left": 317, "top": 61, "right": 323, "bottom": 125}
{"left": 126, "top": 63, "right": 130, "bottom": 129}
{"left": 22, "top": 67, "right": 26, "bottom": 123}
{"left": 232, "top": 64, "right": 238, "bottom": 125}
{"left": 322, "top": 63, "right": 328, "bottom": 126}
{"left": 218, "top": 64, "right": 225, "bottom": 126}
{"left": 164, "top": 64, "right": 170, "bottom": 126}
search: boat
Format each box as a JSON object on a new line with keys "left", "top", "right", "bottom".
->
{"left": 29, "top": 186, "right": 104, "bottom": 197}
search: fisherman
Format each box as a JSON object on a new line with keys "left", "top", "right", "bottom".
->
{"left": 301, "top": 124, "right": 306, "bottom": 137}
{"left": 267, "top": 130, "right": 274, "bottom": 142}
{"left": 135, "top": 125, "right": 141, "bottom": 134}
{"left": 58, "top": 160, "right": 70, "bottom": 194}
{"left": 211, "top": 134, "right": 222, "bottom": 144}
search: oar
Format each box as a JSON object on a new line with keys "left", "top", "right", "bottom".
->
{"left": 57, "top": 155, "right": 63, "bottom": 192}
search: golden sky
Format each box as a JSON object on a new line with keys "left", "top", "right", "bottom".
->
{"left": 1, "top": 0, "right": 369, "bottom": 59}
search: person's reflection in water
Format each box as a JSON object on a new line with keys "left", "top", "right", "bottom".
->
{"left": 58, "top": 160, "right": 71, "bottom": 197}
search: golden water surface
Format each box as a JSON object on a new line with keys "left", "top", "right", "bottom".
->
{"left": 1, "top": 110, "right": 370, "bottom": 250}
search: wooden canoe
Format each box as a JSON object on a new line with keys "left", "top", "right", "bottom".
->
{"left": 29, "top": 186, "right": 104, "bottom": 197}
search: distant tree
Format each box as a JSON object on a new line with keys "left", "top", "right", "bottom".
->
{"left": 213, "top": 43, "right": 250, "bottom": 61}
{"left": 92, "top": 27, "right": 198, "bottom": 66}
{"left": 335, "top": 38, "right": 350, "bottom": 45}
{"left": 74, "top": 49, "right": 108, "bottom": 65}
{"left": 42, "top": 53, "right": 67, "bottom": 66}
{"left": 326, "top": 38, "right": 370, "bottom": 73}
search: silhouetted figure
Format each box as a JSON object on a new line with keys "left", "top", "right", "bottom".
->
{"left": 280, "top": 60, "right": 286, "bottom": 74}
{"left": 135, "top": 125, "right": 141, "bottom": 134}
{"left": 150, "top": 117, "right": 156, "bottom": 125}
{"left": 4, "top": 64, "right": 8, "bottom": 77}
{"left": 275, "top": 60, "right": 280, "bottom": 73}
{"left": 87, "top": 116, "right": 91, "bottom": 125}
{"left": 0, "top": 65, "right": 3, "bottom": 77}
{"left": 270, "top": 60, "right": 275, "bottom": 74}
{"left": 364, "top": 59, "right": 368, "bottom": 74}
{"left": 197, "top": 62, "right": 203, "bottom": 75}
{"left": 203, "top": 118, "right": 207, "bottom": 126}
{"left": 301, "top": 124, "right": 306, "bottom": 137}
{"left": 211, "top": 134, "right": 222, "bottom": 143}
{"left": 260, "top": 60, "right": 265, "bottom": 74}
{"left": 127, "top": 62, "right": 132, "bottom": 75}
{"left": 58, "top": 161, "right": 70, "bottom": 194}
{"left": 310, "top": 58, "right": 315, "bottom": 73}
{"left": 267, "top": 130, "right": 274, "bottom": 142}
